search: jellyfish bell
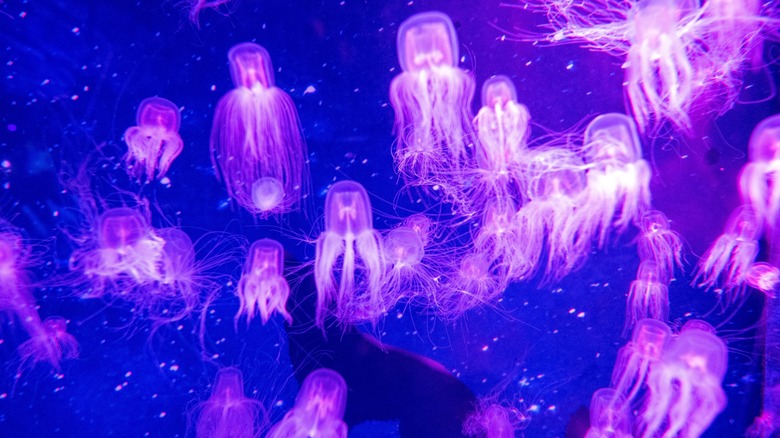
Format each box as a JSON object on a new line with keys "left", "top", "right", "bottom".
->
{"left": 136, "top": 97, "right": 180, "bottom": 132}
{"left": 211, "top": 366, "right": 245, "bottom": 402}
{"left": 482, "top": 75, "right": 518, "bottom": 109}
{"left": 384, "top": 227, "right": 424, "bottom": 267}
{"left": 748, "top": 115, "right": 780, "bottom": 163}
{"left": 324, "top": 181, "right": 373, "bottom": 237}
{"left": 195, "top": 366, "right": 266, "bottom": 438}
{"left": 228, "top": 42, "right": 275, "bottom": 90}
{"left": 236, "top": 238, "right": 291, "bottom": 326}
{"left": 98, "top": 208, "right": 148, "bottom": 249}
{"left": 297, "top": 368, "right": 348, "bottom": 422}
{"left": 251, "top": 177, "right": 285, "bottom": 213}
{"left": 747, "top": 262, "right": 780, "bottom": 296}
{"left": 586, "top": 388, "right": 632, "bottom": 438}
{"left": 403, "top": 213, "right": 433, "bottom": 246}
{"left": 397, "top": 11, "right": 458, "bottom": 73}
{"left": 123, "top": 97, "right": 184, "bottom": 181}
{"left": 584, "top": 113, "right": 642, "bottom": 165}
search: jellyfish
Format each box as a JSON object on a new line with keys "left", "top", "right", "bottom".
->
{"left": 123, "top": 97, "right": 183, "bottom": 182}
{"left": 463, "top": 404, "right": 522, "bottom": 438}
{"left": 625, "top": 261, "right": 669, "bottom": 331}
{"left": 611, "top": 318, "right": 671, "bottom": 405}
{"left": 575, "top": 113, "right": 651, "bottom": 248}
{"left": 435, "top": 252, "right": 502, "bottom": 318}
{"left": 151, "top": 227, "right": 202, "bottom": 324}
{"left": 17, "top": 316, "right": 79, "bottom": 371}
{"left": 472, "top": 75, "right": 531, "bottom": 202}
{"left": 194, "top": 367, "right": 266, "bottom": 438}
{"left": 584, "top": 388, "right": 632, "bottom": 438}
{"left": 389, "top": 11, "right": 476, "bottom": 187}
{"left": 186, "top": 0, "right": 236, "bottom": 28}
{"left": 746, "top": 262, "right": 780, "bottom": 297}
{"left": 515, "top": 148, "right": 589, "bottom": 282}
{"left": 70, "top": 207, "right": 165, "bottom": 296}
{"left": 739, "top": 115, "right": 780, "bottom": 236}
{"left": 640, "top": 321, "right": 728, "bottom": 438}
{"left": 636, "top": 210, "right": 684, "bottom": 283}
{"left": 383, "top": 225, "right": 426, "bottom": 297}
{"left": 695, "top": 205, "right": 760, "bottom": 301}
{"left": 314, "top": 181, "right": 386, "bottom": 327}
{"left": 474, "top": 198, "right": 529, "bottom": 281}
{"left": 266, "top": 368, "right": 348, "bottom": 438}
{"left": 211, "top": 42, "right": 309, "bottom": 216}
{"left": 235, "top": 238, "right": 292, "bottom": 327}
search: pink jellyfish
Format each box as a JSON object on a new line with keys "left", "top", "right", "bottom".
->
{"left": 267, "top": 368, "right": 348, "bottom": 438}
{"left": 474, "top": 198, "right": 529, "bottom": 281}
{"left": 186, "top": 0, "right": 236, "bottom": 28}
{"left": 640, "top": 321, "right": 728, "bottom": 438}
{"left": 70, "top": 207, "right": 165, "bottom": 296}
{"left": 625, "top": 261, "right": 669, "bottom": 331}
{"left": 435, "top": 252, "right": 503, "bottom": 319}
{"left": 584, "top": 388, "right": 632, "bottom": 438}
{"left": 739, "top": 115, "right": 780, "bottom": 235}
{"left": 636, "top": 210, "right": 684, "bottom": 283}
{"left": 695, "top": 205, "right": 760, "bottom": 301}
{"left": 17, "top": 316, "right": 79, "bottom": 371}
{"left": 383, "top": 224, "right": 427, "bottom": 298}
{"left": 389, "top": 12, "right": 476, "bottom": 186}
{"left": 235, "top": 238, "right": 292, "bottom": 327}
{"left": 211, "top": 42, "right": 309, "bottom": 216}
{"left": 472, "top": 75, "right": 531, "bottom": 202}
{"left": 123, "top": 97, "right": 183, "bottom": 182}
{"left": 611, "top": 318, "right": 671, "bottom": 405}
{"left": 746, "top": 262, "right": 780, "bottom": 296}
{"left": 463, "top": 403, "right": 524, "bottom": 438}
{"left": 314, "top": 181, "right": 386, "bottom": 327}
{"left": 150, "top": 227, "right": 202, "bottom": 324}
{"left": 575, "top": 113, "right": 651, "bottom": 248}
{"left": 515, "top": 148, "right": 589, "bottom": 282}
{"left": 194, "top": 367, "right": 266, "bottom": 438}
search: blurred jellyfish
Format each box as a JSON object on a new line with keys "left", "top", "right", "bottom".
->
{"left": 186, "top": 0, "right": 236, "bottom": 28}
{"left": 474, "top": 198, "right": 529, "bottom": 281}
{"left": 636, "top": 210, "right": 684, "bottom": 283}
{"left": 746, "top": 262, "right": 780, "bottom": 297}
{"left": 641, "top": 321, "right": 727, "bottom": 438}
{"left": 584, "top": 388, "right": 632, "bottom": 438}
{"left": 515, "top": 148, "right": 589, "bottom": 282}
{"left": 575, "top": 113, "right": 651, "bottom": 248}
{"left": 463, "top": 404, "right": 523, "bottom": 438}
{"left": 695, "top": 205, "right": 760, "bottom": 301}
{"left": 383, "top": 224, "right": 426, "bottom": 296}
{"left": 435, "top": 252, "right": 502, "bottom": 318}
{"left": 235, "top": 238, "right": 292, "bottom": 327}
{"left": 211, "top": 42, "right": 309, "bottom": 216}
{"left": 314, "top": 181, "right": 386, "bottom": 327}
{"left": 194, "top": 367, "right": 266, "bottom": 438}
{"left": 152, "top": 227, "right": 202, "bottom": 324}
{"left": 611, "top": 318, "right": 671, "bottom": 405}
{"left": 472, "top": 75, "right": 531, "bottom": 202}
{"left": 17, "top": 316, "right": 79, "bottom": 371}
{"left": 389, "top": 12, "right": 475, "bottom": 186}
{"left": 625, "top": 261, "right": 669, "bottom": 331}
{"left": 739, "top": 115, "right": 780, "bottom": 235}
{"left": 267, "top": 368, "right": 348, "bottom": 438}
{"left": 123, "top": 97, "right": 183, "bottom": 182}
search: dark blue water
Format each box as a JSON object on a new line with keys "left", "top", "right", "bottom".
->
{"left": 0, "top": 0, "right": 776, "bottom": 436}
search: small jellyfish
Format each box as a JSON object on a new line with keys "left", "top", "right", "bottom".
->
{"left": 641, "top": 321, "right": 728, "bottom": 438}
{"left": 575, "top": 113, "right": 651, "bottom": 248}
{"left": 463, "top": 403, "right": 525, "bottom": 438}
{"left": 746, "top": 262, "right": 780, "bottom": 297}
{"left": 267, "top": 368, "right": 348, "bottom": 438}
{"left": 314, "top": 181, "right": 386, "bottom": 327}
{"left": 584, "top": 388, "right": 632, "bottom": 438}
{"left": 152, "top": 227, "right": 202, "bottom": 324}
{"left": 389, "top": 12, "right": 476, "bottom": 188}
{"left": 186, "top": 0, "right": 236, "bottom": 28}
{"left": 436, "top": 252, "right": 502, "bottom": 319}
{"left": 611, "top": 318, "right": 671, "bottom": 405}
{"left": 472, "top": 75, "right": 531, "bottom": 202}
{"left": 123, "top": 97, "right": 183, "bottom": 182}
{"left": 516, "top": 148, "right": 589, "bottom": 283}
{"left": 739, "top": 115, "right": 780, "bottom": 235}
{"left": 211, "top": 42, "right": 309, "bottom": 216}
{"left": 636, "top": 210, "right": 684, "bottom": 283}
{"left": 383, "top": 225, "right": 426, "bottom": 295}
{"left": 17, "top": 316, "right": 79, "bottom": 371}
{"left": 625, "top": 261, "right": 669, "bottom": 332}
{"left": 235, "top": 238, "right": 292, "bottom": 327}
{"left": 695, "top": 205, "right": 760, "bottom": 301}
{"left": 70, "top": 207, "right": 165, "bottom": 295}
{"left": 194, "top": 367, "right": 266, "bottom": 438}
{"left": 474, "top": 198, "right": 528, "bottom": 281}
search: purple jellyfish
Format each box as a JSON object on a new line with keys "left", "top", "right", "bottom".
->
{"left": 17, "top": 316, "right": 79, "bottom": 371}
{"left": 584, "top": 388, "right": 632, "bottom": 438}
{"left": 211, "top": 42, "right": 309, "bottom": 216}
{"left": 695, "top": 205, "right": 760, "bottom": 301}
{"left": 389, "top": 12, "right": 476, "bottom": 188}
{"left": 314, "top": 181, "right": 387, "bottom": 327}
{"left": 747, "top": 262, "right": 780, "bottom": 296}
{"left": 235, "top": 238, "right": 292, "bottom": 327}
{"left": 194, "top": 367, "right": 266, "bottom": 438}
{"left": 611, "top": 318, "right": 671, "bottom": 405}
{"left": 267, "top": 368, "right": 348, "bottom": 438}
{"left": 625, "top": 261, "right": 669, "bottom": 331}
{"left": 575, "top": 113, "right": 651, "bottom": 248}
{"left": 472, "top": 75, "right": 531, "bottom": 202}
{"left": 739, "top": 115, "right": 780, "bottom": 236}
{"left": 640, "top": 321, "right": 728, "bottom": 438}
{"left": 637, "top": 210, "right": 684, "bottom": 283}
{"left": 123, "top": 97, "right": 183, "bottom": 182}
